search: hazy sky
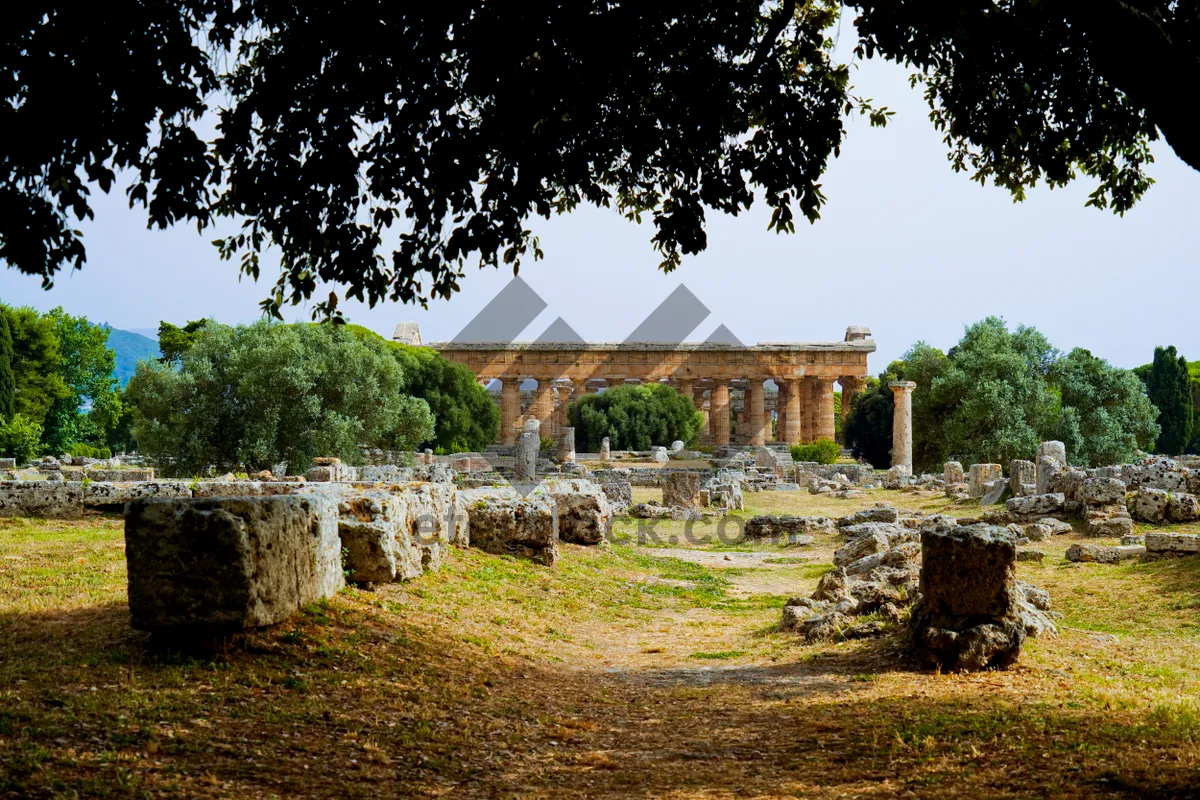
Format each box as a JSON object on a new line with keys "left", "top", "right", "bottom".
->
{"left": 2, "top": 51, "right": 1196, "bottom": 372}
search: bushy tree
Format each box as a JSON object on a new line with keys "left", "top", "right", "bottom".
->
{"left": 843, "top": 319, "right": 1160, "bottom": 471}
{"left": 0, "top": 414, "right": 42, "bottom": 464}
{"left": 0, "top": 309, "right": 14, "bottom": 420}
{"left": 1145, "top": 345, "right": 1194, "bottom": 455}
{"left": 1049, "top": 349, "right": 1159, "bottom": 466}
{"left": 41, "top": 307, "right": 121, "bottom": 452}
{"left": 2, "top": 306, "right": 69, "bottom": 428}
{"left": 126, "top": 322, "right": 434, "bottom": 475}
{"left": 569, "top": 383, "right": 702, "bottom": 452}
{"left": 389, "top": 343, "right": 499, "bottom": 452}
{"left": 843, "top": 378, "right": 893, "bottom": 469}
{"left": 157, "top": 319, "right": 210, "bottom": 364}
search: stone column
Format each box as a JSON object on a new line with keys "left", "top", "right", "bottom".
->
{"left": 775, "top": 382, "right": 787, "bottom": 443}
{"left": 889, "top": 380, "right": 916, "bottom": 473}
{"left": 693, "top": 386, "right": 710, "bottom": 439}
{"left": 815, "top": 378, "right": 837, "bottom": 442}
{"left": 557, "top": 427, "right": 576, "bottom": 463}
{"left": 710, "top": 380, "right": 731, "bottom": 447}
{"left": 784, "top": 378, "right": 802, "bottom": 444}
{"left": 677, "top": 378, "right": 693, "bottom": 401}
{"left": 500, "top": 378, "right": 521, "bottom": 446}
{"left": 515, "top": 419, "right": 540, "bottom": 481}
{"left": 556, "top": 380, "right": 577, "bottom": 434}
{"left": 840, "top": 376, "right": 861, "bottom": 435}
{"left": 747, "top": 380, "right": 766, "bottom": 446}
{"left": 533, "top": 379, "right": 556, "bottom": 438}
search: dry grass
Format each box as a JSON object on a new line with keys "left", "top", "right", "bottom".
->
{"left": 5, "top": 492, "right": 1200, "bottom": 798}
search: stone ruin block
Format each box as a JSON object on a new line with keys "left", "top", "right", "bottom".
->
{"left": 1146, "top": 532, "right": 1200, "bottom": 556}
{"left": 593, "top": 472, "right": 633, "bottom": 513}
{"left": 1005, "top": 493, "right": 1065, "bottom": 518}
{"left": 0, "top": 481, "right": 84, "bottom": 519}
{"left": 0, "top": 457, "right": 15, "bottom": 470}
{"left": 1167, "top": 493, "right": 1200, "bottom": 523}
{"left": 968, "top": 464, "right": 1002, "bottom": 498}
{"left": 398, "top": 481, "right": 457, "bottom": 573}
{"left": 979, "top": 479, "right": 1009, "bottom": 506}
{"left": 1065, "top": 543, "right": 1145, "bottom": 564}
{"left": 532, "top": 479, "right": 613, "bottom": 545}
{"left": 662, "top": 471, "right": 702, "bottom": 509}
{"left": 83, "top": 481, "right": 194, "bottom": 509}
{"left": 85, "top": 468, "right": 155, "bottom": 482}
{"left": 338, "top": 492, "right": 419, "bottom": 584}
{"left": 306, "top": 457, "right": 356, "bottom": 482}
{"left": 943, "top": 461, "right": 965, "bottom": 485}
{"left": 467, "top": 495, "right": 559, "bottom": 566}
{"left": 1080, "top": 477, "right": 1127, "bottom": 507}
{"left": 1084, "top": 506, "right": 1134, "bottom": 538}
{"left": 911, "top": 523, "right": 1049, "bottom": 671}
{"left": 837, "top": 505, "right": 899, "bottom": 527}
{"left": 1008, "top": 460, "right": 1036, "bottom": 497}
{"left": 124, "top": 496, "right": 343, "bottom": 633}
{"left": 1036, "top": 440, "right": 1067, "bottom": 466}
{"left": 192, "top": 480, "right": 264, "bottom": 498}
{"left": 744, "top": 515, "right": 835, "bottom": 544}
{"left": 1132, "top": 487, "right": 1169, "bottom": 523}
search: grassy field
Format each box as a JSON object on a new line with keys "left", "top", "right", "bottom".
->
{"left": 4, "top": 488, "right": 1200, "bottom": 798}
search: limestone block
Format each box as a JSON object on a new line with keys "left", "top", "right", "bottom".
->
{"left": 651, "top": 447, "right": 670, "bottom": 464}
{"left": 968, "top": 464, "right": 1003, "bottom": 498}
{"left": 600, "top": 437, "right": 611, "bottom": 462}
{"left": 943, "top": 461, "right": 965, "bottom": 485}
{"left": 467, "top": 495, "right": 559, "bottom": 565}
{"left": 85, "top": 468, "right": 155, "bottom": 482}
{"left": 1005, "top": 493, "right": 1065, "bottom": 517}
{"left": 1065, "top": 543, "right": 1144, "bottom": 564}
{"left": 1133, "top": 488, "right": 1170, "bottom": 523}
{"left": 837, "top": 506, "right": 899, "bottom": 527}
{"left": 556, "top": 428, "right": 576, "bottom": 463}
{"left": 1008, "top": 461, "right": 1036, "bottom": 497}
{"left": 124, "top": 496, "right": 343, "bottom": 632}
{"left": 532, "top": 479, "right": 613, "bottom": 545}
{"left": 339, "top": 521, "right": 398, "bottom": 584}
{"left": 744, "top": 515, "right": 835, "bottom": 542}
{"left": 0, "top": 458, "right": 14, "bottom": 469}
{"left": 1036, "top": 455, "right": 1063, "bottom": 495}
{"left": 84, "top": 481, "right": 194, "bottom": 508}
{"left": 1167, "top": 493, "right": 1200, "bottom": 523}
{"left": 1187, "top": 469, "right": 1200, "bottom": 497}
{"left": 833, "top": 531, "right": 891, "bottom": 567}
{"left": 1081, "top": 477, "right": 1127, "bottom": 506}
{"left": 0, "top": 481, "right": 84, "bottom": 519}
{"left": 1084, "top": 506, "right": 1134, "bottom": 538}
{"left": 515, "top": 423, "right": 540, "bottom": 481}
{"left": 192, "top": 481, "right": 264, "bottom": 498}
{"left": 1145, "top": 532, "right": 1200, "bottom": 555}
{"left": 662, "top": 471, "right": 702, "bottom": 509}
{"left": 594, "top": 476, "right": 632, "bottom": 512}
{"left": 979, "top": 479, "right": 1009, "bottom": 506}
{"left": 1035, "top": 441, "right": 1067, "bottom": 466}
{"left": 399, "top": 482, "right": 457, "bottom": 573}
{"left": 671, "top": 440, "right": 685, "bottom": 452}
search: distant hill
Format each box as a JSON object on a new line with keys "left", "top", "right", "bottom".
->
{"left": 103, "top": 326, "right": 160, "bottom": 386}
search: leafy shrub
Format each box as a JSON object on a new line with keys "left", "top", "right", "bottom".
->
{"left": 68, "top": 442, "right": 112, "bottom": 459}
{"left": 790, "top": 438, "right": 840, "bottom": 464}
{"left": 0, "top": 414, "right": 42, "bottom": 464}
{"left": 539, "top": 436, "right": 555, "bottom": 451}
{"left": 568, "top": 383, "right": 702, "bottom": 452}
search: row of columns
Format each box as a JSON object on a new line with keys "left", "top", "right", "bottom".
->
{"left": 493, "top": 375, "right": 866, "bottom": 448}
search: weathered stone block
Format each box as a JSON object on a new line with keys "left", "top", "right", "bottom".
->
{"left": 1009, "top": 460, "right": 1035, "bottom": 497}
{"left": 1036, "top": 441, "right": 1067, "bottom": 466}
{"left": 339, "top": 521, "right": 398, "bottom": 584}
{"left": 1065, "top": 543, "right": 1144, "bottom": 564}
{"left": 837, "top": 506, "right": 899, "bottom": 527}
{"left": 980, "top": 479, "right": 1009, "bottom": 506}
{"left": 532, "top": 479, "right": 612, "bottom": 545}
{"left": 968, "top": 464, "right": 1003, "bottom": 498}
{"left": 467, "top": 495, "right": 559, "bottom": 565}
{"left": 85, "top": 468, "right": 155, "bottom": 482}
{"left": 124, "top": 496, "right": 343, "bottom": 632}
{"left": 1084, "top": 507, "right": 1134, "bottom": 538}
{"left": 1006, "top": 493, "right": 1065, "bottom": 517}
{"left": 0, "top": 481, "right": 84, "bottom": 519}
{"left": 662, "top": 471, "right": 702, "bottom": 509}
{"left": 1036, "top": 455, "right": 1063, "bottom": 495}
{"left": 84, "top": 481, "right": 194, "bottom": 509}
{"left": 1167, "top": 493, "right": 1200, "bottom": 523}
{"left": 1133, "top": 487, "right": 1170, "bottom": 523}
{"left": 833, "top": 531, "right": 890, "bottom": 567}
{"left": 745, "top": 515, "right": 835, "bottom": 543}
{"left": 1145, "top": 532, "right": 1200, "bottom": 555}
{"left": 1081, "top": 477, "right": 1126, "bottom": 506}
{"left": 0, "top": 458, "right": 15, "bottom": 469}
{"left": 943, "top": 461, "right": 964, "bottom": 485}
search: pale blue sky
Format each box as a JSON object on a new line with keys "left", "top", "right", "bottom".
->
{"left": 2, "top": 52, "right": 1196, "bottom": 372}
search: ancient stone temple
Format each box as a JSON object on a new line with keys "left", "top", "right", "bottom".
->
{"left": 426, "top": 327, "right": 875, "bottom": 447}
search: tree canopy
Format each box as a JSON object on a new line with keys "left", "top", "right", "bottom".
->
{"left": 389, "top": 344, "right": 499, "bottom": 453}
{"left": 1143, "top": 345, "right": 1194, "bottom": 455}
{"left": 126, "top": 321, "right": 435, "bottom": 475}
{"left": 843, "top": 318, "right": 1159, "bottom": 470}
{"left": 569, "top": 383, "right": 702, "bottom": 452}
{"left": 7, "top": 3, "right": 1192, "bottom": 314}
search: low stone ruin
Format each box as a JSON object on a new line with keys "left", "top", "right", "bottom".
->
{"left": 125, "top": 496, "right": 344, "bottom": 633}
{"left": 782, "top": 513, "right": 1055, "bottom": 671}
{"left": 662, "top": 471, "right": 702, "bottom": 510}
{"left": 744, "top": 515, "right": 835, "bottom": 545}
{"left": 910, "top": 522, "right": 1055, "bottom": 671}
{"left": 465, "top": 494, "right": 560, "bottom": 566}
